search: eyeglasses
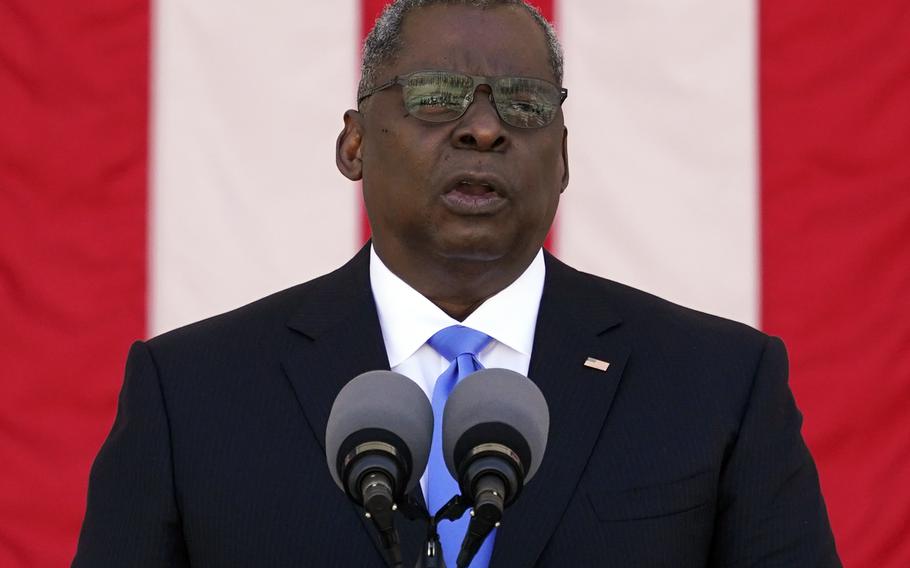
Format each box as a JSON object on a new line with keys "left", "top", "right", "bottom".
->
{"left": 357, "top": 70, "right": 568, "bottom": 129}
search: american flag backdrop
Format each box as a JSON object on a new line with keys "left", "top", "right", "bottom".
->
{"left": 1, "top": 0, "right": 908, "bottom": 566}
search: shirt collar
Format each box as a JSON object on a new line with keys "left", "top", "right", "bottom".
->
{"left": 370, "top": 245, "right": 545, "bottom": 368}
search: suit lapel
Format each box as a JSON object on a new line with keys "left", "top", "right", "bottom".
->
{"left": 281, "top": 245, "right": 427, "bottom": 567}
{"left": 492, "top": 254, "right": 630, "bottom": 568}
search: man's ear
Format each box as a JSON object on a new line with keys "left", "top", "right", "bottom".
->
{"left": 560, "top": 126, "right": 570, "bottom": 193}
{"left": 336, "top": 110, "right": 364, "bottom": 181}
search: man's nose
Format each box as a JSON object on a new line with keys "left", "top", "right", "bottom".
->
{"left": 451, "top": 86, "right": 509, "bottom": 151}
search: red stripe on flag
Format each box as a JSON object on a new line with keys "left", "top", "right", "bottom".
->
{"left": 358, "top": 0, "right": 558, "bottom": 251}
{"left": 760, "top": 1, "right": 910, "bottom": 566}
{"left": 0, "top": 1, "right": 149, "bottom": 566}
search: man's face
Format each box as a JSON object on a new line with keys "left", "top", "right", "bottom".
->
{"left": 349, "top": 4, "right": 568, "bottom": 270}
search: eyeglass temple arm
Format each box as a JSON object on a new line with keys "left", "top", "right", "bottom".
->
{"left": 357, "top": 77, "right": 401, "bottom": 105}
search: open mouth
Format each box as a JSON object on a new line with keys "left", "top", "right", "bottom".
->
{"left": 441, "top": 177, "right": 508, "bottom": 215}
{"left": 455, "top": 180, "right": 496, "bottom": 196}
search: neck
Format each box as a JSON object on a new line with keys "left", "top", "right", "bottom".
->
{"left": 374, "top": 243, "right": 538, "bottom": 321}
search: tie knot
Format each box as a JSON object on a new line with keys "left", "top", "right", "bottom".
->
{"left": 427, "top": 325, "right": 492, "bottom": 362}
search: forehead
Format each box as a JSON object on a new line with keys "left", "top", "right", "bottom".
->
{"left": 392, "top": 4, "right": 554, "bottom": 82}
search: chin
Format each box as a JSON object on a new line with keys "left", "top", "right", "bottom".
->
{"left": 433, "top": 235, "right": 519, "bottom": 264}
{"left": 439, "top": 250, "right": 507, "bottom": 264}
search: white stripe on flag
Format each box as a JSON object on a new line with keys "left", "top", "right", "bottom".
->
{"left": 557, "top": 0, "right": 758, "bottom": 326}
{"left": 151, "top": 0, "right": 360, "bottom": 334}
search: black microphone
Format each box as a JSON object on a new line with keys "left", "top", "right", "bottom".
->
{"left": 325, "top": 371, "right": 433, "bottom": 568}
{"left": 442, "top": 369, "right": 549, "bottom": 568}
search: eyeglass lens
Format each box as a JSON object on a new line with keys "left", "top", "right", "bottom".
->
{"left": 401, "top": 71, "right": 562, "bottom": 128}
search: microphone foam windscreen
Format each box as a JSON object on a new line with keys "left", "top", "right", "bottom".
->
{"left": 442, "top": 368, "right": 549, "bottom": 482}
{"left": 325, "top": 370, "right": 433, "bottom": 492}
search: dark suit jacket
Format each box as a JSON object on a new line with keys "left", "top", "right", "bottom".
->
{"left": 74, "top": 246, "right": 840, "bottom": 567}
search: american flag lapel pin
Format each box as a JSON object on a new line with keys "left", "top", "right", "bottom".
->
{"left": 584, "top": 357, "right": 610, "bottom": 372}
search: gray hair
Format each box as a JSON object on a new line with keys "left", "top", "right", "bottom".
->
{"left": 358, "top": 0, "right": 564, "bottom": 104}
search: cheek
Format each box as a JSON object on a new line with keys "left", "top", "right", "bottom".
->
{"left": 520, "top": 144, "right": 566, "bottom": 206}
{"left": 363, "top": 134, "right": 436, "bottom": 190}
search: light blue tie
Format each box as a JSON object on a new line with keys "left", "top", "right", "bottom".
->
{"left": 427, "top": 325, "right": 495, "bottom": 568}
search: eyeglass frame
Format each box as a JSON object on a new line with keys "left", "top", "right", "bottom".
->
{"left": 356, "top": 70, "right": 569, "bottom": 128}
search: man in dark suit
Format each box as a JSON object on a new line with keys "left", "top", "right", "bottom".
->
{"left": 74, "top": 1, "right": 840, "bottom": 566}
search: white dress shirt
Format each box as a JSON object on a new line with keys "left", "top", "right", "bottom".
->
{"left": 369, "top": 245, "right": 545, "bottom": 498}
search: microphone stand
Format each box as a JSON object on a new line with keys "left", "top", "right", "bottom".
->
{"left": 420, "top": 520, "right": 444, "bottom": 568}
{"left": 406, "top": 495, "right": 470, "bottom": 568}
